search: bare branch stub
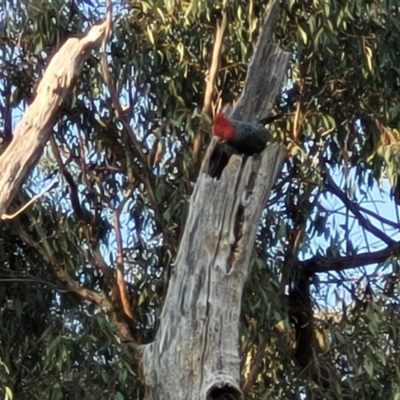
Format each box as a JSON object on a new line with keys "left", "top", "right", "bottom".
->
{"left": 230, "top": 0, "right": 290, "bottom": 123}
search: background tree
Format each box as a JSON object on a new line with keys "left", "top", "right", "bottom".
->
{"left": 1, "top": 0, "right": 400, "bottom": 399}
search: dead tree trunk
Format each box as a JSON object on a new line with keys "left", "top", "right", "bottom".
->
{"left": 0, "top": 23, "right": 106, "bottom": 218}
{"left": 141, "top": 1, "right": 290, "bottom": 399}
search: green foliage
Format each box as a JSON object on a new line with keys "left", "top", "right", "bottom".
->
{"left": 2, "top": 0, "right": 400, "bottom": 398}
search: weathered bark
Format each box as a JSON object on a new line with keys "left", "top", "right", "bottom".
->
{"left": 142, "top": 146, "right": 286, "bottom": 400}
{"left": 141, "top": 1, "right": 289, "bottom": 399}
{"left": 0, "top": 23, "right": 107, "bottom": 218}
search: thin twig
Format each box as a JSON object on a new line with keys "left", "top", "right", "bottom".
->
{"left": 1, "top": 181, "right": 57, "bottom": 220}
{"left": 112, "top": 186, "right": 135, "bottom": 319}
{"left": 191, "top": 11, "right": 228, "bottom": 169}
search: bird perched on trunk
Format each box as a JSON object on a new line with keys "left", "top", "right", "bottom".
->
{"left": 211, "top": 112, "right": 272, "bottom": 155}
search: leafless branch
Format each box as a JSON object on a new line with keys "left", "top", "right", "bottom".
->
{"left": 0, "top": 21, "right": 107, "bottom": 217}
{"left": 358, "top": 204, "right": 400, "bottom": 230}
{"left": 202, "top": 10, "right": 228, "bottom": 117}
{"left": 323, "top": 167, "right": 395, "bottom": 246}
{"left": 112, "top": 187, "right": 135, "bottom": 320}
{"left": 300, "top": 242, "right": 400, "bottom": 273}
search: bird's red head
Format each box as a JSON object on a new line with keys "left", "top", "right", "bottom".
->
{"left": 212, "top": 112, "right": 234, "bottom": 140}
